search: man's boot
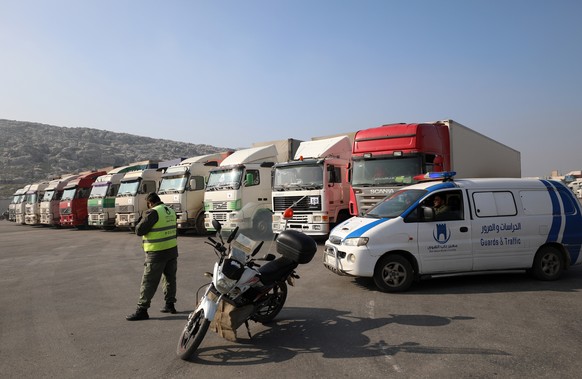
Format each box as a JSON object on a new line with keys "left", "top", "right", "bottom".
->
{"left": 126, "top": 307, "right": 149, "bottom": 321}
{"left": 160, "top": 303, "right": 177, "bottom": 314}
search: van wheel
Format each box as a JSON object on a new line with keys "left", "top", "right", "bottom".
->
{"left": 373, "top": 255, "right": 414, "bottom": 292}
{"left": 532, "top": 246, "right": 564, "bottom": 281}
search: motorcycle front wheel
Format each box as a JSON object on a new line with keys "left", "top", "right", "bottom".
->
{"left": 251, "top": 280, "right": 288, "bottom": 324}
{"left": 176, "top": 308, "right": 210, "bottom": 360}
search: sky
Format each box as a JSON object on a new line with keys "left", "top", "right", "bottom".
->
{"left": 1, "top": 0, "right": 581, "bottom": 178}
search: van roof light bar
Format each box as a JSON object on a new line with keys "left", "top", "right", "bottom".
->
{"left": 413, "top": 171, "right": 457, "bottom": 182}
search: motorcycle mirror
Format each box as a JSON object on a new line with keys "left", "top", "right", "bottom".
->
{"left": 212, "top": 218, "right": 222, "bottom": 232}
{"left": 251, "top": 241, "right": 264, "bottom": 257}
{"left": 226, "top": 226, "right": 239, "bottom": 243}
{"left": 283, "top": 207, "right": 294, "bottom": 219}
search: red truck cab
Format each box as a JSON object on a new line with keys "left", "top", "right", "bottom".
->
{"left": 349, "top": 122, "right": 450, "bottom": 216}
{"left": 59, "top": 171, "right": 106, "bottom": 227}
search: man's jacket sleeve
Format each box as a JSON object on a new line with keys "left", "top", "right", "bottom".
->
{"left": 135, "top": 209, "right": 159, "bottom": 236}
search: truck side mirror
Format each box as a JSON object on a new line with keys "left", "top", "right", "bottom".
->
{"left": 245, "top": 173, "right": 253, "bottom": 186}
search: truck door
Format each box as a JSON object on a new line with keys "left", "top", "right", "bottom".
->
{"left": 415, "top": 190, "right": 473, "bottom": 273}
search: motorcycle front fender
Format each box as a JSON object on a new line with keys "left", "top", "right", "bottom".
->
{"left": 195, "top": 292, "right": 220, "bottom": 321}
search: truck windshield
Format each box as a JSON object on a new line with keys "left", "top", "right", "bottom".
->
{"left": 89, "top": 184, "right": 109, "bottom": 198}
{"left": 11, "top": 194, "right": 21, "bottom": 204}
{"left": 26, "top": 193, "right": 38, "bottom": 204}
{"left": 42, "top": 190, "right": 55, "bottom": 202}
{"left": 273, "top": 164, "right": 324, "bottom": 190}
{"left": 206, "top": 168, "right": 243, "bottom": 191}
{"left": 62, "top": 188, "right": 77, "bottom": 200}
{"left": 365, "top": 189, "right": 426, "bottom": 219}
{"left": 352, "top": 157, "right": 422, "bottom": 186}
{"left": 159, "top": 175, "right": 187, "bottom": 194}
{"left": 118, "top": 180, "right": 140, "bottom": 196}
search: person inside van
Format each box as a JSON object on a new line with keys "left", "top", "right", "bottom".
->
{"left": 432, "top": 194, "right": 449, "bottom": 216}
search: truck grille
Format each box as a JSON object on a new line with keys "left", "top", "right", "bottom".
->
{"left": 212, "top": 202, "right": 228, "bottom": 210}
{"left": 210, "top": 213, "right": 227, "bottom": 222}
{"left": 289, "top": 214, "right": 309, "bottom": 223}
{"left": 273, "top": 196, "right": 322, "bottom": 211}
{"left": 116, "top": 205, "right": 134, "bottom": 213}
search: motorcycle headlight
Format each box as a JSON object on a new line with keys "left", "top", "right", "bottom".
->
{"left": 215, "top": 276, "right": 237, "bottom": 294}
{"left": 343, "top": 237, "right": 369, "bottom": 247}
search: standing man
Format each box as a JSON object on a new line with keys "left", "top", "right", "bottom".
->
{"left": 126, "top": 192, "right": 178, "bottom": 321}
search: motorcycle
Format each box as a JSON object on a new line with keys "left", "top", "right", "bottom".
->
{"left": 177, "top": 216, "right": 317, "bottom": 360}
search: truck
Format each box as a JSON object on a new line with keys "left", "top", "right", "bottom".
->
{"left": 8, "top": 186, "right": 28, "bottom": 222}
{"left": 271, "top": 136, "right": 352, "bottom": 236}
{"left": 14, "top": 184, "right": 32, "bottom": 224}
{"left": 24, "top": 181, "right": 50, "bottom": 225}
{"left": 115, "top": 168, "right": 162, "bottom": 229}
{"left": 39, "top": 175, "right": 80, "bottom": 226}
{"left": 349, "top": 119, "right": 521, "bottom": 216}
{"left": 204, "top": 139, "right": 302, "bottom": 236}
{"left": 159, "top": 152, "right": 231, "bottom": 234}
{"left": 567, "top": 179, "right": 582, "bottom": 199}
{"left": 59, "top": 171, "right": 107, "bottom": 227}
{"left": 87, "top": 161, "right": 158, "bottom": 229}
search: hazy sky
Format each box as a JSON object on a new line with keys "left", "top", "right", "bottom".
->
{"left": 1, "top": 0, "right": 581, "bottom": 178}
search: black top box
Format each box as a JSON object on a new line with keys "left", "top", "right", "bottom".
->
{"left": 276, "top": 230, "right": 317, "bottom": 264}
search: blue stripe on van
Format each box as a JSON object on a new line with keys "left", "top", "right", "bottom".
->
{"left": 541, "top": 180, "right": 562, "bottom": 242}
{"left": 541, "top": 180, "right": 582, "bottom": 264}
{"left": 345, "top": 218, "right": 390, "bottom": 239}
{"left": 552, "top": 181, "right": 582, "bottom": 264}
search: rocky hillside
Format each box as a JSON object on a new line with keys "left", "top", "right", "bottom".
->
{"left": 0, "top": 119, "right": 231, "bottom": 198}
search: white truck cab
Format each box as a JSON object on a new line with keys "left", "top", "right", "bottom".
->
{"left": 324, "top": 174, "right": 582, "bottom": 292}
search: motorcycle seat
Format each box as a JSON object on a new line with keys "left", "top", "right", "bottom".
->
{"left": 258, "top": 257, "right": 298, "bottom": 285}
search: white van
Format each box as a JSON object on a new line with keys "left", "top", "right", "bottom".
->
{"left": 324, "top": 175, "right": 582, "bottom": 292}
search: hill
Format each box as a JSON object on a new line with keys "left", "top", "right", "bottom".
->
{"left": 0, "top": 119, "right": 231, "bottom": 199}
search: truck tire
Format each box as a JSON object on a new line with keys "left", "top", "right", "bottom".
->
{"left": 532, "top": 246, "right": 564, "bottom": 281}
{"left": 373, "top": 254, "right": 414, "bottom": 292}
{"left": 194, "top": 212, "right": 207, "bottom": 235}
{"left": 253, "top": 211, "right": 272, "bottom": 240}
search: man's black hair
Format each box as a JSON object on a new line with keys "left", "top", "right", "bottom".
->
{"left": 146, "top": 192, "right": 162, "bottom": 205}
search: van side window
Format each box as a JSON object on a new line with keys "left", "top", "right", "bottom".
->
{"left": 406, "top": 190, "right": 464, "bottom": 222}
{"left": 520, "top": 190, "right": 552, "bottom": 215}
{"left": 473, "top": 191, "right": 517, "bottom": 217}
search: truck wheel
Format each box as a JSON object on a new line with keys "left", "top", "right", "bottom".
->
{"left": 194, "top": 213, "right": 207, "bottom": 235}
{"left": 373, "top": 254, "right": 414, "bottom": 292}
{"left": 532, "top": 246, "right": 564, "bottom": 281}
{"left": 253, "top": 212, "right": 272, "bottom": 240}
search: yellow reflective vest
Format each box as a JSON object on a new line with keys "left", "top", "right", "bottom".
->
{"left": 142, "top": 204, "right": 177, "bottom": 252}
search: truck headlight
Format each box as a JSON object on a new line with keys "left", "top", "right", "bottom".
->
{"left": 343, "top": 237, "right": 369, "bottom": 247}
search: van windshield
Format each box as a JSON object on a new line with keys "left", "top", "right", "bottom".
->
{"left": 365, "top": 189, "right": 426, "bottom": 219}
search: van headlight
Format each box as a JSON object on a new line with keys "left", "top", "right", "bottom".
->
{"left": 343, "top": 237, "right": 369, "bottom": 247}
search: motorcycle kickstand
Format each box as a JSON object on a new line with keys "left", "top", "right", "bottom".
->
{"left": 244, "top": 320, "right": 252, "bottom": 339}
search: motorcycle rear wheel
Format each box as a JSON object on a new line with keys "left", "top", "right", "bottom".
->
{"left": 176, "top": 308, "right": 210, "bottom": 360}
{"left": 251, "top": 281, "right": 288, "bottom": 324}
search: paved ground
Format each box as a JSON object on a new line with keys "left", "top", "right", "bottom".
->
{"left": 1, "top": 220, "right": 582, "bottom": 378}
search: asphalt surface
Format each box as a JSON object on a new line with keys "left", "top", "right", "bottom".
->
{"left": 1, "top": 220, "right": 582, "bottom": 378}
